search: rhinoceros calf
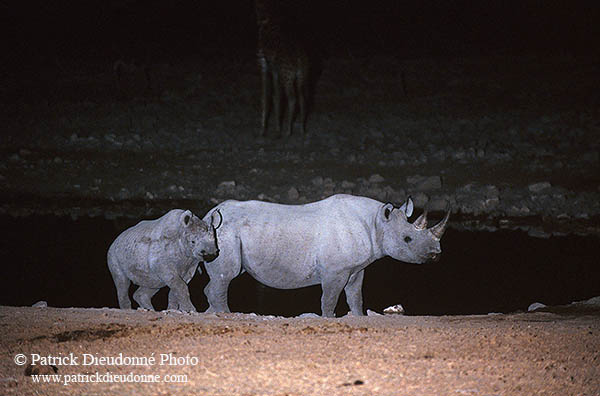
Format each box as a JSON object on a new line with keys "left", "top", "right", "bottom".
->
{"left": 107, "top": 209, "right": 221, "bottom": 312}
{"left": 202, "top": 194, "right": 449, "bottom": 317}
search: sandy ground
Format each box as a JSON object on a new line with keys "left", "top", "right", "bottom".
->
{"left": 1, "top": 305, "right": 599, "bottom": 396}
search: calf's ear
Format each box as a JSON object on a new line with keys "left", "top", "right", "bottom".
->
{"left": 380, "top": 203, "right": 395, "bottom": 222}
{"left": 181, "top": 210, "right": 194, "bottom": 226}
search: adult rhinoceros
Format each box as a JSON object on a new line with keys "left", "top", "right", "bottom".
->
{"left": 202, "top": 194, "right": 450, "bottom": 317}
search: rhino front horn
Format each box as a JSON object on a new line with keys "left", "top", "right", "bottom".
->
{"left": 430, "top": 207, "right": 450, "bottom": 240}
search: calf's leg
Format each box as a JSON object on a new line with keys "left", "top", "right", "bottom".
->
{"left": 108, "top": 262, "right": 132, "bottom": 309}
{"left": 133, "top": 286, "right": 159, "bottom": 310}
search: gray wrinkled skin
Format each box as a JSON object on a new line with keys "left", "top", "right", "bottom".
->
{"left": 107, "top": 209, "right": 220, "bottom": 312}
{"left": 202, "top": 194, "right": 449, "bottom": 317}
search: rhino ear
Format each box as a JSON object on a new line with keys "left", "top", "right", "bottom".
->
{"left": 399, "top": 197, "right": 414, "bottom": 218}
{"left": 181, "top": 210, "right": 193, "bottom": 226}
{"left": 381, "top": 203, "right": 395, "bottom": 222}
{"left": 210, "top": 209, "right": 223, "bottom": 229}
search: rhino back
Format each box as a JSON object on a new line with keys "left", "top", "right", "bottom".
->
{"left": 108, "top": 212, "right": 188, "bottom": 287}
{"left": 211, "top": 195, "right": 383, "bottom": 289}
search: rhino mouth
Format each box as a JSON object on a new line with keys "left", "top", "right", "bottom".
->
{"left": 427, "top": 252, "right": 441, "bottom": 263}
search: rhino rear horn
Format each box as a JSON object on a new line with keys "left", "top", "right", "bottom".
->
{"left": 413, "top": 210, "right": 428, "bottom": 230}
{"left": 430, "top": 207, "right": 450, "bottom": 240}
{"left": 399, "top": 196, "right": 414, "bottom": 218}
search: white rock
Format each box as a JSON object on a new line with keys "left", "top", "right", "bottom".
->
{"left": 528, "top": 182, "right": 551, "bottom": 193}
{"left": 369, "top": 174, "right": 385, "bottom": 183}
{"left": 383, "top": 304, "right": 405, "bottom": 315}
{"left": 32, "top": 301, "right": 48, "bottom": 308}
{"left": 297, "top": 312, "right": 320, "bottom": 318}
{"left": 218, "top": 180, "right": 236, "bottom": 189}
{"left": 366, "top": 309, "right": 382, "bottom": 317}
{"left": 527, "top": 302, "right": 547, "bottom": 312}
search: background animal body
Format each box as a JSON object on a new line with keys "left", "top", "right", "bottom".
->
{"left": 202, "top": 194, "right": 449, "bottom": 317}
{"left": 255, "top": 0, "right": 310, "bottom": 137}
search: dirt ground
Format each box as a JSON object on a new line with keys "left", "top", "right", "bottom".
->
{"left": 1, "top": 305, "right": 599, "bottom": 396}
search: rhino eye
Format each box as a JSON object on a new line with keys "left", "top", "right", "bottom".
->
{"left": 404, "top": 236, "right": 412, "bottom": 243}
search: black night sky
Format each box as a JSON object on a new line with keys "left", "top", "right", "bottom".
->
{"left": 5, "top": 0, "right": 600, "bottom": 67}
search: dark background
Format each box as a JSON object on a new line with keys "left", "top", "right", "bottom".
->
{"left": 2, "top": 1, "right": 599, "bottom": 316}
{"left": 4, "top": 0, "right": 600, "bottom": 69}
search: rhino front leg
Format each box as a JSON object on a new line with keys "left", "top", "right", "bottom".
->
{"left": 344, "top": 270, "right": 365, "bottom": 316}
{"left": 320, "top": 272, "right": 351, "bottom": 318}
{"left": 204, "top": 278, "right": 232, "bottom": 313}
{"left": 133, "top": 286, "right": 159, "bottom": 310}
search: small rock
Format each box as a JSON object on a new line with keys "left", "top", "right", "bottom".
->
{"left": 485, "top": 185, "right": 499, "bottom": 198}
{"left": 383, "top": 304, "right": 405, "bottom": 315}
{"left": 528, "top": 302, "right": 547, "bottom": 312}
{"left": 32, "top": 301, "right": 48, "bottom": 308}
{"left": 218, "top": 180, "right": 236, "bottom": 189}
{"left": 369, "top": 174, "right": 385, "bottom": 183}
{"left": 297, "top": 313, "right": 320, "bottom": 318}
{"left": 366, "top": 309, "right": 382, "bottom": 317}
{"left": 527, "top": 228, "right": 551, "bottom": 238}
{"left": 528, "top": 182, "right": 551, "bottom": 193}
{"left": 582, "top": 296, "right": 600, "bottom": 306}
{"left": 287, "top": 187, "right": 299, "bottom": 201}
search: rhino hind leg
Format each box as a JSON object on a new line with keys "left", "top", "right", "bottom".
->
{"left": 167, "top": 289, "right": 178, "bottom": 310}
{"left": 344, "top": 270, "right": 365, "bottom": 316}
{"left": 133, "top": 286, "right": 159, "bottom": 310}
{"left": 108, "top": 261, "right": 132, "bottom": 309}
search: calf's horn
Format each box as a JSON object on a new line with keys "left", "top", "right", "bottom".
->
{"left": 429, "top": 207, "right": 450, "bottom": 240}
{"left": 413, "top": 211, "right": 428, "bottom": 230}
